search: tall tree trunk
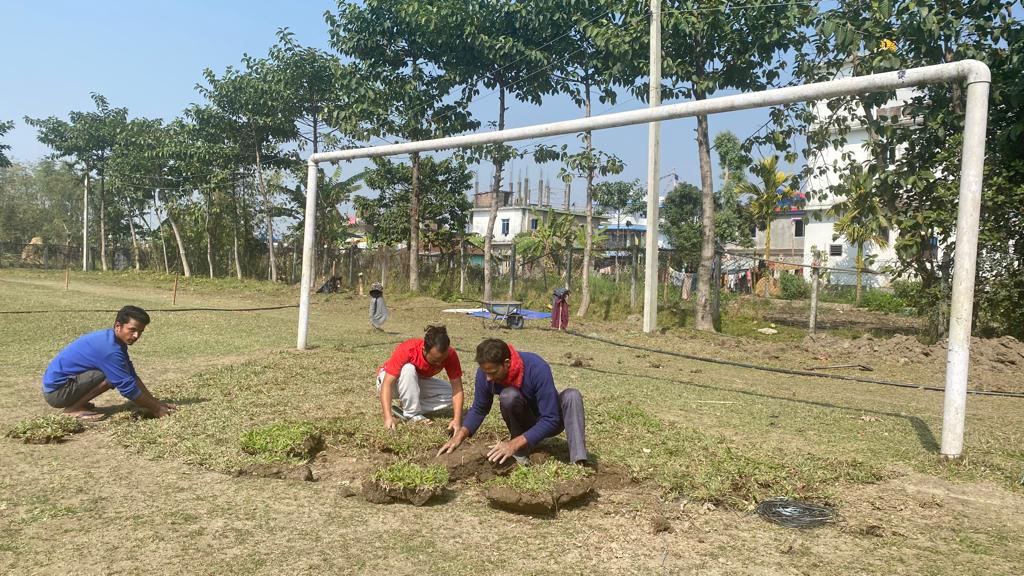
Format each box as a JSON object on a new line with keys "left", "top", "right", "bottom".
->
{"left": 82, "top": 173, "right": 89, "bottom": 271}
{"left": 205, "top": 192, "right": 214, "bottom": 279}
{"left": 99, "top": 173, "right": 108, "bottom": 271}
{"left": 855, "top": 242, "right": 864, "bottom": 306}
{"left": 459, "top": 235, "right": 466, "bottom": 294}
{"left": 255, "top": 148, "right": 277, "bottom": 282}
{"left": 409, "top": 151, "right": 421, "bottom": 292}
{"left": 578, "top": 83, "right": 595, "bottom": 317}
{"left": 483, "top": 82, "right": 507, "bottom": 302}
{"left": 694, "top": 104, "right": 717, "bottom": 331}
{"left": 763, "top": 219, "right": 772, "bottom": 297}
{"left": 232, "top": 184, "right": 243, "bottom": 280}
{"left": 126, "top": 201, "right": 140, "bottom": 272}
{"left": 166, "top": 203, "right": 191, "bottom": 277}
{"left": 153, "top": 189, "right": 170, "bottom": 273}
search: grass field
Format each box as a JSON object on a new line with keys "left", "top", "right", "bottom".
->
{"left": 1, "top": 268, "right": 1022, "bottom": 575}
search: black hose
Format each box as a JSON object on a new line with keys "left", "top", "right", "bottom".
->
{"left": 566, "top": 330, "right": 1024, "bottom": 399}
{"left": 0, "top": 304, "right": 298, "bottom": 315}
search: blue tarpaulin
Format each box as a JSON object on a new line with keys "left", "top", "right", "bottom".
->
{"left": 468, "top": 308, "right": 551, "bottom": 320}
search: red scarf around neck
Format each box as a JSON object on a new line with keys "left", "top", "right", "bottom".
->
{"left": 505, "top": 344, "right": 525, "bottom": 389}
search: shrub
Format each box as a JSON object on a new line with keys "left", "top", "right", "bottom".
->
{"left": 778, "top": 273, "right": 810, "bottom": 300}
{"left": 6, "top": 415, "right": 85, "bottom": 444}
{"left": 372, "top": 462, "right": 449, "bottom": 490}
{"left": 859, "top": 289, "right": 906, "bottom": 313}
{"left": 890, "top": 279, "right": 924, "bottom": 311}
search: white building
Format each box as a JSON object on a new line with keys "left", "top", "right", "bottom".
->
{"left": 468, "top": 190, "right": 602, "bottom": 246}
{"left": 800, "top": 79, "right": 921, "bottom": 287}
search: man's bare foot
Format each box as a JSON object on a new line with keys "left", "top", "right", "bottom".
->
{"left": 63, "top": 410, "right": 105, "bottom": 422}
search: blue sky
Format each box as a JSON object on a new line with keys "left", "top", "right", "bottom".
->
{"left": 1, "top": 0, "right": 776, "bottom": 207}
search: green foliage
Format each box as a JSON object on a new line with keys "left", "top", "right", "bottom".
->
{"left": 372, "top": 462, "right": 449, "bottom": 490}
{"left": 891, "top": 279, "right": 924, "bottom": 310}
{"left": 357, "top": 157, "right": 472, "bottom": 248}
{"left": 484, "top": 461, "right": 590, "bottom": 493}
{"left": 859, "top": 289, "right": 906, "bottom": 314}
{"left": 239, "top": 422, "right": 322, "bottom": 461}
{"left": 6, "top": 415, "right": 85, "bottom": 444}
{"left": 0, "top": 119, "right": 13, "bottom": 168}
{"left": 661, "top": 181, "right": 703, "bottom": 270}
{"left": 778, "top": 273, "right": 810, "bottom": 300}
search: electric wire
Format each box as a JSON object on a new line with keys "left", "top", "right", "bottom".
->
{"left": 565, "top": 329, "right": 1024, "bottom": 399}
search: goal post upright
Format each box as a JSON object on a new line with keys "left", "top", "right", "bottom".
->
{"left": 298, "top": 60, "right": 991, "bottom": 458}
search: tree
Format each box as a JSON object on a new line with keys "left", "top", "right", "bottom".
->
{"left": 197, "top": 60, "right": 299, "bottom": 282}
{"left": 26, "top": 93, "right": 128, "bottom": 271}
{"left": 328, "top": 1, "right": 477, "bottom": 293}
{"left": 796, "top": 0, "right": 1021, "bottom": 339}
{"left": 737, "top": 155, "right": 793, "bottom": 297}
{"left": 419, "top": 0, "right": 561, "bottom": 301}
{"left": 594, "top": 179, "right": 645, "bottom": 281}
{"left": 828, "top": 165, "right": 891, "bottom": 306}
{"left": 661, "top": 181, "right": 704, "bottom": 273}
{"left": 356, "top": 157, "right": 472, "bottom": 256}
{"left": 0, "top": 120, "right": 13, "bottom": 168}
{"left": 541, "top": 0, "right": 625, "bottom": 317}
{"left": 627, "top": 1, "right": 816, "bottom": 330}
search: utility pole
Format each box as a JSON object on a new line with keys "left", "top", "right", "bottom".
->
{"left": 643, "top": 0, "right": 662, "bottom": 333}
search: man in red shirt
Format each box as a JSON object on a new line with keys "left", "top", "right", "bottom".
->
{"left": 377, "top": 325, "right": 464, "bottom": 430}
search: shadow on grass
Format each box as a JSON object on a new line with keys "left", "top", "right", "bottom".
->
{"left": 550, "top": 361, "right": 939, "bottom": 453}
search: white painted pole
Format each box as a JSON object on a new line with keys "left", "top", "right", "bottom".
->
{"left": 940, "top": 75, "right": 991, "bottom": 458}
{"left": 643, "top": 0, "right": 662, "bottom": 334}
{"left": 297, "top": 161, "right": 319, "bottom": 350}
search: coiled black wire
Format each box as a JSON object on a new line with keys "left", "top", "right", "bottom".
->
{"left": 756, "top": 498, "right": 836, "bottom": 528}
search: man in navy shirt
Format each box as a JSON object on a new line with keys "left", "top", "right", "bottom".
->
{"left": 437, "top": 338, "right": 587, "bottom": 465}
{"left": 42, "top": 305, "right": 176, "bottom": 421}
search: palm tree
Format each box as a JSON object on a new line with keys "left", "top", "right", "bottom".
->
{"left": 829, "top": 165, "right": 891, "bottom": 305}
{"left": 737, "top": 156, "right": 791, "bottom": 297}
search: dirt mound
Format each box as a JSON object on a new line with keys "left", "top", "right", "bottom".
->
{"left": 484, "top": 477, "right": 595, "bottom": 516}
{"left": 361, "top": 478, "right": 445, "bottom": 506}
{"left": 235, "top": 462, "right": 314, "bottom": 482}
{"left": 432, "top": 441, "right": 514, "bottom": 482}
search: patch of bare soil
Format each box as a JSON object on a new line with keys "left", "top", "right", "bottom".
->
{"left": 432, "top": 440, "right": 515, "bottom": 482}
{"left": 234, "top": 462, "right": 314, "bottom": 482}
{"left": 360, "top": 478, "right": 445, "bottom": 506}
{"left": 483, "top": 477, "right": 596, "bottom": 516}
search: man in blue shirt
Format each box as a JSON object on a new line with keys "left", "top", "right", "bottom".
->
{"left": 437, "top": 338, "right": 588, "bottom": 466}
{"left": 42, "top": 305, "right": 176, "bottom": 421}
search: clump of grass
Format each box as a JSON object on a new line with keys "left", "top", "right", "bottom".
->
{"left": 372, "top": 462, "right": 449, "bottom": 490}
{"left": 240, "top": 422, "right": 323, "bottom": 461}
{"left": 485, "top": 461, "right": 590, "bottom": 493}
{"left": 6, "top": 415, "right": 85, "bottom": 444}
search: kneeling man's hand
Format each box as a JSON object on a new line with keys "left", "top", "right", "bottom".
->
{"left": 487, "top": 437, "right": 526, "bottom": 464}
{"left": 437, "top": 427, "right": 468, "bottom": 456}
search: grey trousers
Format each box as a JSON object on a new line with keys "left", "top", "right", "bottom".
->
{"left": 498, "top": 386, "right": 588, "bottom": 463}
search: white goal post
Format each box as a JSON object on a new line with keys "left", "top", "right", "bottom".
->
{"left": 298, "top": 60, "right": 990, "bottom": 459}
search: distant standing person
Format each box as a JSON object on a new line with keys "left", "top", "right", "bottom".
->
{"left": 41, "top": 305, "right": 176, "bottom": 421}
{"left": 369, "top": 282, "right": 388, "bottom": 330}
{"left": 437, "top": 338, "right": 588, "bottom": 466}
{"left": 551, "top": 287, "right": 570, "bottom": 330}
{"left": 377, "top": 325, "right": 464, "bottom": 430}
